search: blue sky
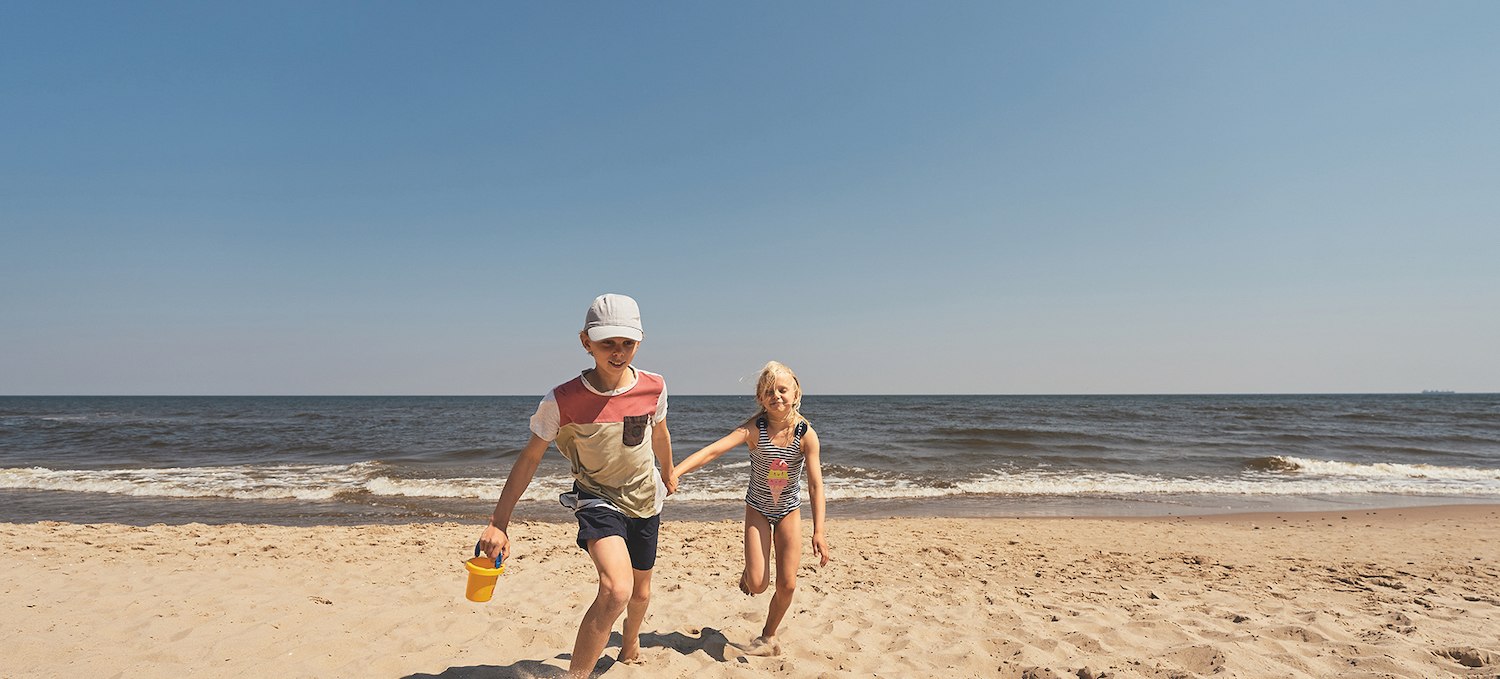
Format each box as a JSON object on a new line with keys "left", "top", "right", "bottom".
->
{"left": 3, "top": 2, "right": 1497, "bottom": 395}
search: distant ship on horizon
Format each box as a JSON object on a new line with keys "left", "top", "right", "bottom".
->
{"left": 1421, "top": 389, "right": 1456, "bottom": 395}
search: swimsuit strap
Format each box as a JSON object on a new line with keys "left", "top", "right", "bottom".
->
{"left": 757, "top": 417, "right": 805, "bottom": 450}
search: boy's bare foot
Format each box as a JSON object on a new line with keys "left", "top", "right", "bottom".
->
{"left": 616, "top": 644, "right": 643, "bottom": 664}
{"left": 735, "top": 635, "right": 781, "bottom": 657}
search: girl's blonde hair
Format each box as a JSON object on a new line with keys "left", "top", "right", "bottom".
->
{"left": 749, "top": 360, "right": 807, "bottom": 427}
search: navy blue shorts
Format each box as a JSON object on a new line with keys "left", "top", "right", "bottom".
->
{"left": 570, "top": 492, "right": 660, "bottom": 571}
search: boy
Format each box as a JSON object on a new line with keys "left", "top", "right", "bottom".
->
{"left": 478, "top": 293, "right": 676, "bottom": 678}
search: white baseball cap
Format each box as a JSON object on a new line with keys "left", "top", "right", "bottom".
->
{"left": 584, "top": 293, "right": 643, "bottom": 341}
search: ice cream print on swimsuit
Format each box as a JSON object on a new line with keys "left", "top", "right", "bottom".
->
{"left": 746, "top": 417, "right": 807, "bottom": 522}
{"left": 767, "top": 458, "right": 790, "bottom": 504}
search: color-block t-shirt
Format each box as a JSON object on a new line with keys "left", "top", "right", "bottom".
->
{"left": 530, "top": 368, "right": 668, "bottom": 518}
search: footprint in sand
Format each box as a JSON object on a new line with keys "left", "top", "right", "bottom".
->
{"left": 1435, "top": 646, "right": 1499, "bottom": 669}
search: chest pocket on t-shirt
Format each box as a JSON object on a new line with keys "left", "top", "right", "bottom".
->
{"left": 622, "top": 414, "right": 650, "bottom": 447}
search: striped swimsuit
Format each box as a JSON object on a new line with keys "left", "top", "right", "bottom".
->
{"left": 746, "top": 417, "right": 808, "bottom": 523}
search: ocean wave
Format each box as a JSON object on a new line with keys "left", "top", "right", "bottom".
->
{"left": 920, "top": 427, "right": 1146, "bottom": 448}
{"left": 363, "top": 476, "right": 500, "bottom": 499}
{"left": 1245, "top": 456, "right": 1302, "bottom": 472}
{"left": 0, "top": 463, "right": 523, "bottom": 503}
{"left": 811, "top": 468, "right": 1500, "bottom": 499}
{"left": 0, "top": 464, "right": 377, "bottom": 501}
{"left": 1248, "top": 455, "right": 1500, "bottom": 481}
{"left": 5, "top": 455, "right": 1500, "bottom": 505}
{"left": 803, "top": 454, "right": 1500, "bottom": 499}
{"left": 0, "top": 463, "right": 697, "bottom": 504}
{"left": 0, "top": 414, "right": 94, "bottom": 426}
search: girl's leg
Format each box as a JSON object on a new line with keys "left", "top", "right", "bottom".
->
{"left": 617, "top": 568, "right": 652, "bottom": 663}
{"left": 761, "top": 508, "right": 802, "bottom": 640}
{"left": 571, "top": 536, "right": 634, "bottom": 678}
{"left": 741, "top": 504, "right": 773, "bottom": 595}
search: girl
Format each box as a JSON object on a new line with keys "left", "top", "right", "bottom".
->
{"left": 671, "top": 361, "right": 830, "bottom": 656}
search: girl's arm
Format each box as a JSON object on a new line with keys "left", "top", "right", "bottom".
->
{"left": 671, "top": 426, "right": 750, "bottom": 483}
{"left": 803, "top": 428, "right": 831, "bottom": 566}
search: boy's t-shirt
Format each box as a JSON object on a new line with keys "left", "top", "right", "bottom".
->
{"left": 530, "top": 367, "right": 669, "bottom": 518}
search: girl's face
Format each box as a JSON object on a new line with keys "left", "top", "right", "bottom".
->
{"left": 758, "top": 372, "right": 800, "bottom": 418}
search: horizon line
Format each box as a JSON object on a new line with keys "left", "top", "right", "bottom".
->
{"left": 1, "top": 391, "right": 1491, "bottom": 398}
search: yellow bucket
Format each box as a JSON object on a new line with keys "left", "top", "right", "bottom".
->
{"left": 464, "top": 543, "right": 505, "bottom": 602}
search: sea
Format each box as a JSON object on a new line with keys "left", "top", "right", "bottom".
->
{"left": 2, "top": 394, "right": 1498, "bottom": 526}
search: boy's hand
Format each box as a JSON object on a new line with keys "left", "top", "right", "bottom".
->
{"left": 478, "top": 524, "right": 511, "bottom": 562}
{"left": 811, "top": 533, "right": 831, "bottom": 567}
{"left": 665, "top": 472, "right": 679, "bottom": 495}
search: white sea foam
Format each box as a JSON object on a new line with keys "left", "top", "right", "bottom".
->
{"left": 808, "top": 457, "right": 1500, "bottom": 500}
{"left": 363, "top": 476, "right": 504, "bottom": 499}
{"left": 941, "top": 465, "right": 1500, "bottom": 497}
{"left": 0, "top": 464, "right": 619, "bottom": 505}
{"left": 0, "top": 464, "right": 373, "bottom": 500}
{"left": 362, "top": 474, "right": 585, "bottom": 502}
{"left": 4, "top": 454, "right": 1498, "bottom": 504}
{"left": 1272, "top": 455, "right": 1500, "bottom": 481}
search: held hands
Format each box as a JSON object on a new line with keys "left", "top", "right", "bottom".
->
{"left": 812, "top": 532, "right": 831, "bottom": 567}
{"left": 478, "top": 523, "right": 510, "bottom": 563}
{"left": 665, "top": 469, "right": 679, "bottom": 495}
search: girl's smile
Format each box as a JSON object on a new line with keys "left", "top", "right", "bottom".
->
{"left": 759, "top": 373, "right": 800, "bottom": 420}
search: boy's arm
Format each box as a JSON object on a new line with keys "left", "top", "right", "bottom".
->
{"left": 672, "top": 427, "right": 750, "bottom": 481}
{"left": 478, "top": 433, "right": 550, "bottom": 562}
{"left": 803, "top": 428, "right": 831, "bottom": 566}
{"left": 653, "top": 419, "right": 676, "bottom": 494}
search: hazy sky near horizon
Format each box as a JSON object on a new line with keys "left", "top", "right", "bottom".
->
{"left": 4, "top": 2, "right": 1498, "bottom": 395}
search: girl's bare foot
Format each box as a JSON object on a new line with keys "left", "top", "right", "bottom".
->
{"left": 739, "top": 572, "right": 752, "bottom": 595}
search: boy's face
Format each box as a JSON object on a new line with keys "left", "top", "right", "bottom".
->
{"left": 581, "top": 335, "right": 639, "bottom": 375}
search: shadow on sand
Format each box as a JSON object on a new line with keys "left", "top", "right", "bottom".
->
{"left": 638, "top": 626, "right": 736, "bottom": 662}
{"left": 402, "top": 658, "right": 568, "bottom": 679}
{"left": 405, "top": 626, "right": 740, "bottom": 677}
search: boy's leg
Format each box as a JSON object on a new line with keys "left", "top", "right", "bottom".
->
{"left": 762, "top": 508, "right": 803, "bottom": 639}
{"left": 616, "top": 568, "right": 652, "bottom": 663}
{"left": 570, "top": 535, "right": 634, "bottom": 679}
{"left": 741, "top": 505, "right": 773, "bottom": 595}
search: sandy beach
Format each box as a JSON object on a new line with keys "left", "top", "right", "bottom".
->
{"left": 6, "top": 505, "right": 1499, "bottom": 678}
